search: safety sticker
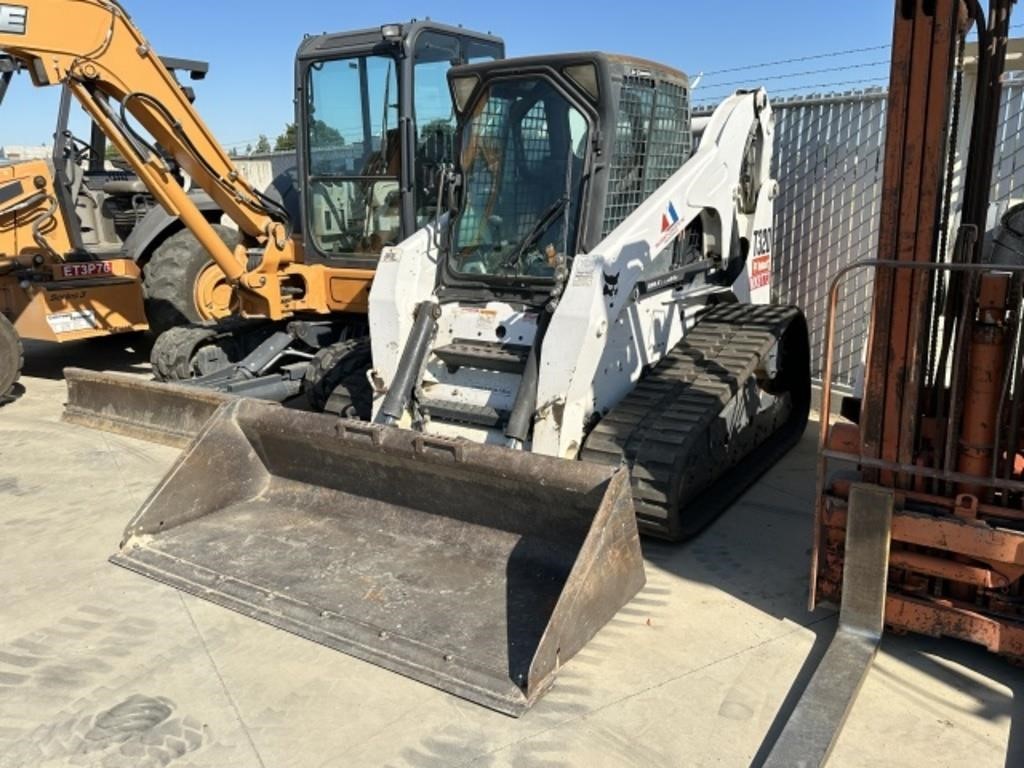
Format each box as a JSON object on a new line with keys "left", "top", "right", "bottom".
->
{"left": 572, "top": 256, "right": 595, "bottom": 287}
{"left": 46, "top": 309, "right": 99, "bottom": 334}
{"left": 661, "top": 202, "right": 680, "bottom": 233}
{"left": 750, "top": 254, "right": 771, "bottom": 290}
{"left": 655, "top": 202, "right": 685, "bottom": 250}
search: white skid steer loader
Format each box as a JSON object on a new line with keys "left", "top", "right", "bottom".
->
{"left": 113, "top": 53, "right": 810, "bottom": 716}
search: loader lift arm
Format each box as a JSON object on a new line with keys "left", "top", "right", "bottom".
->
{"left": 0, "top": 0, "right": 293, "bottom": 318}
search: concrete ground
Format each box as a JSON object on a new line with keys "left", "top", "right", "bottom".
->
{"left": 0, "top": 336, "right": 1020, "bottom": 768}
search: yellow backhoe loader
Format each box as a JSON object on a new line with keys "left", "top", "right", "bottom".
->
{"left": 0, "top": 1, "right": 502, "bottom": 421}
{"left": 0, "top": 53, "right": 232, "bottom": 402}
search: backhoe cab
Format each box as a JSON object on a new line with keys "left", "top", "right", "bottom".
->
{"left": 297, "top": 22, "right": 503, "bottom": 267}
{"left": 137, "top": 21, "right": 505, "bottom": 404}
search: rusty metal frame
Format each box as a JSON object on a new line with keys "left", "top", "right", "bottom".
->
{"left": 860, "top": 0, "right": 959, "bottom": 490}
{"left": 778, "top": 4, "right": 1021, "bottom": 765}
{"left": 812, "top": 258, "right": 1024, "bottom": 663}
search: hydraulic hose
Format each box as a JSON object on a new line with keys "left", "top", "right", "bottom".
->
{"left": 505, "top": 310, "right": 551, "bottom": 447}
{"left": 375, "top": 302, "right": 441, "bottom": 426}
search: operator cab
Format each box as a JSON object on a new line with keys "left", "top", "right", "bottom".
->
{"left": 440, "top": 53, "right": 701, "bottom": 305}
{"left": 296, "top": 21, "right": 504, "bottom": 269}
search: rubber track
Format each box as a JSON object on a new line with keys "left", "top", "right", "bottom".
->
{"left": 580, "top": 303, "right": 806, "bottom": 540}
{"left": 303, "top": 336, "right": 373, "bottom": 416}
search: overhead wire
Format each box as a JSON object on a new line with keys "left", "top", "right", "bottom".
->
{"left": 700, "top": 44, "right": 891, "bottom": 77}
{"left": 693, "top": 78, "right": 889, "bottom": 108}
{"left": 694, "top": 22, "right": 1024, "bottom": 105}
{"left": 705, "top": 59, "right": 890, "bottom": 90}
{"left": 700, "top": 21, "right": 1024, "bottom": 79}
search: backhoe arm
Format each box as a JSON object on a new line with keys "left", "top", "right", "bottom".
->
{"left": 0, "top": 0, "right": 293, "bottom": 314}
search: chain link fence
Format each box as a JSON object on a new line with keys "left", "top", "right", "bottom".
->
{"left": 769, "top": 76, "right": 1024, "bottom": 392}
{"left": 771, "top": 89, "right": 887, "bottom": 392}
{"left": 989, "top": 73, "right": 1024, "bottom": 219}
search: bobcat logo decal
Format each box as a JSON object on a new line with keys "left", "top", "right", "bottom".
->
{"left": 603, "top": 271, "right": 620, "bottom": 298}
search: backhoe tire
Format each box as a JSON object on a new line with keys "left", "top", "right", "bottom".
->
{"left": 152, "top": 319, "right": 275, "bottom": 382}
{"left": 143, "top": 225, "right": 240, "bottom": 335}
{"left": 151, "top": 324, "right": 247, "bottom": 382}
{"left": 303, "top": 337, "right": 373, "bottom": 418}
{"left": 0, "top": 313, "right": 23, "bottom": 403}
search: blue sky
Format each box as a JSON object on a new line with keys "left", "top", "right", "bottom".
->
{"left": 1, "top": 1, "right": 895, "bottom": 149}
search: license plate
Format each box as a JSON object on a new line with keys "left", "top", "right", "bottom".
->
{"left": 59, "top": 261, "right": 114, "bottom": 279}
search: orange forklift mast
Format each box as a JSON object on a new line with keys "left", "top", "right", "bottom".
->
{"left": 767, "top": 1, "right": 1022, "bottom": 765}
{"left": 817, "top": 0, "right": 1023, "bottom": 663}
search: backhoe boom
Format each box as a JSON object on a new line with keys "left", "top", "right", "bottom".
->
{"left": 0, "top": 0, "right": 293, "bottom": 315}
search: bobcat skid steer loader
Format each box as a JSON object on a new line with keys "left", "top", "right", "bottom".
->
{"left": 113, "top": 54, "right": 810, "bottom": 715}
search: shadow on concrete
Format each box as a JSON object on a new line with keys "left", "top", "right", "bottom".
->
{"left": 746, "top": 630, "right": 1023, "bottom": 767}
{"left": 638, "top": 420, "right": 838, "bottom": 764}
{"left": 747, "top": 614, "right": 836, "bottom": 767}
{"left": 21, "top": 333, "right": 153, "bottom": 381}
{"left": 641, "top": 418, "right": 1021, "bottom": 766}
{"left": 879, "top": 635, "right": 1023, "bottom": 768}
{"left": 639, "top": 419, "right": 826, "bottom": 625}
{"left": 1, "top": 381, "right": 25, "bottom": 405}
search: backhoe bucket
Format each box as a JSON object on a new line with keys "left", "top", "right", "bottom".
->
{"left": 111, "top": 398, "right": 645, "bottom": 716}
{"left": 63, "top": 368, "right": 234, "bottom": 448}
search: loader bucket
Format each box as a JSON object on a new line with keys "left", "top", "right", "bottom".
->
{"left": 63, "top": 368, "right": 235, "bottom": 448}
{"left": 111, "top": 398, "right": 645, "bottom": 716}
